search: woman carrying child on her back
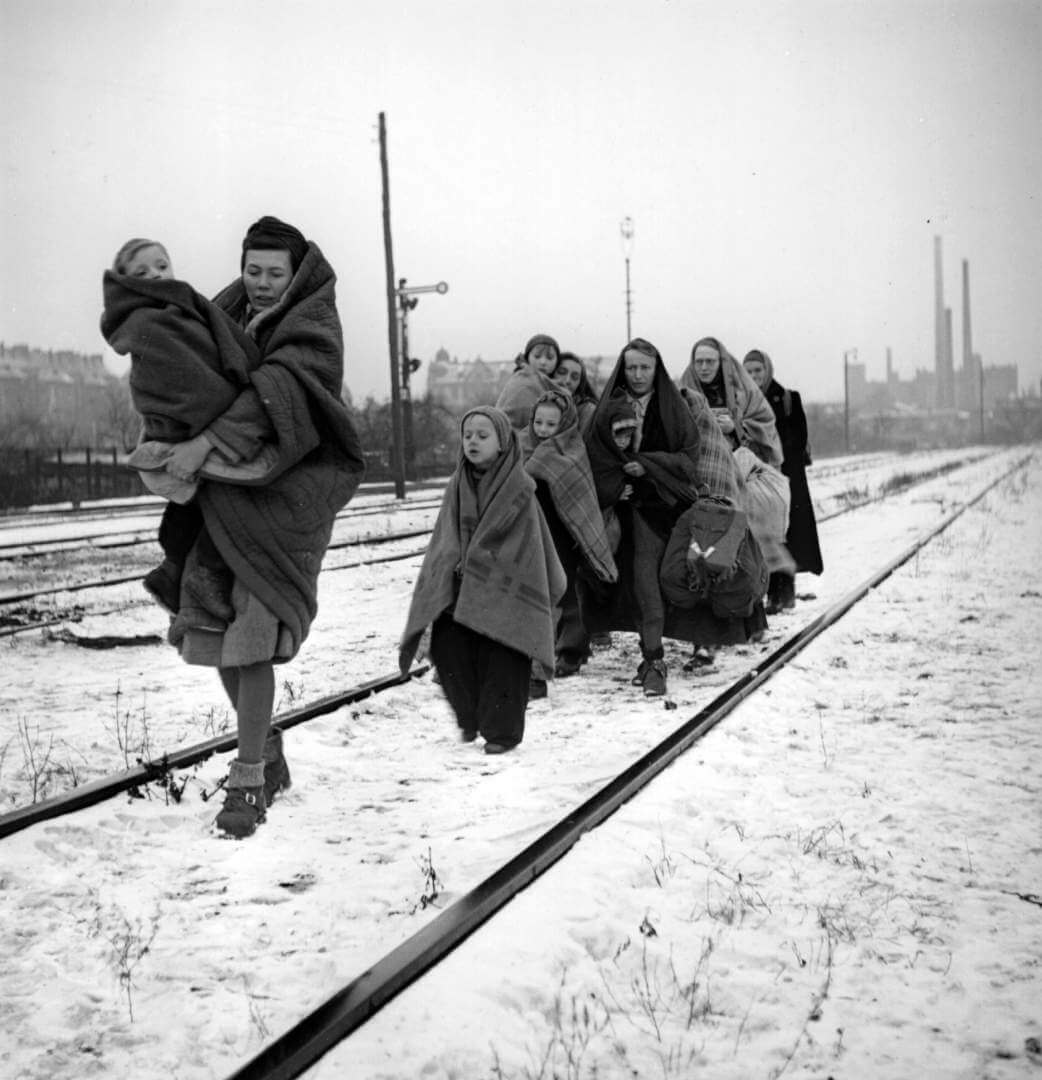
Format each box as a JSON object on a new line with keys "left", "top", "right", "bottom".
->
{"left": 521, "top": 390, "right": 617, "bottom": 689}
{"left": 400, "top": 407, "right": 565, "bottom": 754}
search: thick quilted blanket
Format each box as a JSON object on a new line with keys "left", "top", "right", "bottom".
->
{"left": 100, "top": 274, "right": 260, "bottom": 441}
{"left": 193, "top": 242, "right": 365, "bottom": 655}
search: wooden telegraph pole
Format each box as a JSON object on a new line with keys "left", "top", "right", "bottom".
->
{"left": 378, "top": 112, "right": 406, "bottom": 499}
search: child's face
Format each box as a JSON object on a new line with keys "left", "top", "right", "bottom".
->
{"left": 462, "top": 415, "right": 501, "bottom": 469}
{"left": 532, "top": 403, "right": 563, "bottom": 440}
{"left": 552, "top": 359, "right": 582, "bottom": 395}
{"left": 612, "top": 425, "right": 635, "bottom": 451}
{"left": 124, "top": 244, "right": 173, "bottom": 281}
{"left": 528, "top": 343, "right": 559, "bottom": 376}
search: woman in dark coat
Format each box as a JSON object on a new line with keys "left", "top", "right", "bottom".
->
{"left": 162, "top": 216, "right": 366, "bottom": 836}
{"left": 742, "top": 349, "right": 823, "bottom": 611}
{"left": 581, "top": 339, "right": 706, "bottom": 698}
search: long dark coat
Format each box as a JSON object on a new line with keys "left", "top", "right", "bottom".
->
{"left": 755, "top": 354, "right": 823, "bottom": 575}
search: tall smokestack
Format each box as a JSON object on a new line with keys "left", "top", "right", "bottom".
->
{"left": 934, "top": 237, "right": 954, "bottom": 408}
{"left": 961, "top": 258, "right": 973, "bottom": 372}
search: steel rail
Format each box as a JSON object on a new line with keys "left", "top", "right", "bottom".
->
{"left": 0, "top": 666, "right": 429, "bottom": 841}
{"left": 0, "top": 451, "right": 991, "bottom": 607}
{"left": 223, "top": 451, "right": 1030, "bottom": 1080}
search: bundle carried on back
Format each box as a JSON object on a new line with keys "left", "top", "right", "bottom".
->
{"left": 660, "top": 499, "right": 768, "bottom": 619}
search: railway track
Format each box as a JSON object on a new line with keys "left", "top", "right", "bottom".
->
{"left": 0, "top": 452, "right": 1028, "bottom": 1079}
{"left": 0, "top": 449, "right": 996, "bottom": 618}
{"left": 219, "top": 449, "right": 1030, "bottom": 1080}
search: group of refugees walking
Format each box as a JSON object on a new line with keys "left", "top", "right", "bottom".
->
{"left": 103, "top": 217, "right": 821, "bottom": 839}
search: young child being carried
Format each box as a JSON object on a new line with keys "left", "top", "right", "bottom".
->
{"left": 101, "top": 238, "right": 276, "bottom": 621}
{"left": 399, "top": 407, "right": 566, "bottom": 754}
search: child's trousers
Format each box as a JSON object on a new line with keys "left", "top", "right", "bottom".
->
{"left": 430, "top": 614, "right": 530, "bottom": 747}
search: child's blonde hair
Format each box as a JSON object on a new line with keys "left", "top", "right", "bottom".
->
{"left": 113, "top": 238, "right": 169, "bottom": 274}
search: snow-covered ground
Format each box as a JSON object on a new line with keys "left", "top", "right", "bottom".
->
{"left": 0, "top": 446, "right": 1039, "bottom": 1079}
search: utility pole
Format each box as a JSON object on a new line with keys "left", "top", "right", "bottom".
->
{"left": 397, "top": 279, "right": 449, "bottom": 479}
{"left": 620, "top": 217, "right": 634, "bottom": 341}
{"left": 378, "top": 111, "right": 406, "bottom": 499}
{"left": 979, "top": 359, "right": 985, "bottom": 440}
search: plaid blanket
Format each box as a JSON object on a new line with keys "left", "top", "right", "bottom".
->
{"left": 520, "top": 390, "right": 617, "bottom": 583}
{"left": 495, "top": 364, "right": 558, "bottom": 429}
{"left": 400, "top": 421, "right": 566, "bottom": 671}
{"left": 681, "top": 339, "right": 783, "bottom": 467}
{"left": 675, "top": 379, "right": 741, "bottom": 503}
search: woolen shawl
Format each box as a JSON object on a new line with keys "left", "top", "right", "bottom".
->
{"left": 681, "top": 337, "right": 783, "bottom": 468}
{"left": 521, "top": 391, "right": 617, "bottom": 584}
{"left": 399, "top": 407, "right": 566, "bottom": 671}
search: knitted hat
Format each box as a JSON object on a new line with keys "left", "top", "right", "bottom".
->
{"left": 522, "top": 333, "right": 560, "bottom": 364}
{"left": 241, "top": 216, "right": 308, "bottom": 273}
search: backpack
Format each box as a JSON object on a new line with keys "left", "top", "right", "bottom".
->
{"left": 660, "top": 500, "right": 768, "bottom": 618}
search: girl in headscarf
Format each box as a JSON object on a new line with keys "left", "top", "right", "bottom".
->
{"left": 680, "top": 336, "right": 783, "bottom": 467}
{"left": 495, "top": 333, "right": 560, "bottom": 429}
{"left": 400, "top": 407, "right": 566, "bottom": 753}
{"left": 521, "top": 389, "right": 617, "bottom": 681}
{"left": 743, "top": 348, "right": 823, "bottom": 611}
{"left": 552, "top": 351, "right": 600, "bottom": 435}
{"left": 582, "top": 338, "right": 703, "bottom": 697}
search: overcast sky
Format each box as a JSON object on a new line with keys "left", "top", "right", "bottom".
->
{"left": 2, "top": 0, "right": 1039, "bottom": 403}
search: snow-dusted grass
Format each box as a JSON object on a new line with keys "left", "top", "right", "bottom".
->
{"left": 0, "top": 446, "right": 1037, "bottom": 1080}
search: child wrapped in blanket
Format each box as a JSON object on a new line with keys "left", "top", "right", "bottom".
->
{"left": 521, "top": 389, "right": 618, "bottom": 686}
{"left": 101, "top": 238, "right": 277, "bottom": 624}
{"left": 399, "top": 407, "right": 566, "bottom": 754}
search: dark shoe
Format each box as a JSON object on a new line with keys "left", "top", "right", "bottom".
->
{"left": 183, "top": 566, "right": 235, "bottom": 621}
{"left": 554, "top": 656, "right": 583, "bottom": 677}
{"left": 683, "top": 647, "right": 715, "bottom": 672}
{"left": 642, "top": 659, "right": 667, "bottom": 698}
{"left": 630, "top": 659, "right": 650, "bottom": 686}
{"left": 460, "top": 728, "right": 477, "bottom": 743}
{"left": 529, "top": 678, "right": 548, "bottom": 700}
{"left": 484, "top": 742, "right": 517, "bottom": 755}
{"left": 262, "top": 727, "right": 291, "bottom": 806}
{"left": 143, "top": 559, "right": 181, "bottom": 614}
{"left": 215, "top": 785, "right": 266, "bottom": 838}
{"left": 590, "top": 632, "right": 613, "bottom": 651}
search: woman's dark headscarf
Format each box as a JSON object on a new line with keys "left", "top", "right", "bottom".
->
{"left": 241, "top": 216, "right": 309, "bottom": 274}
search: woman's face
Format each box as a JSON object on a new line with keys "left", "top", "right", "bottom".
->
{"left": 461, "top": 414, "right": 501, "bottom": 469}
{"left": 532, "top": 403, "right": 563, "bottom": 440}
{"left": 743, "top": 358, "right": 767, "bottom": 389}
{"left": 623, "top": 349, "right": 655, "bottom": 396}
{"left": 528, "top": 343, "right": 559, "bottom": 376}
{"left": 243, "top": 249, "right": 294, "bottom": 311}
{"left": 552, "top": 358, "right": 583, "bottom": 395}
{"left": 693, "top": 346, "right": 721, "bottom": 384}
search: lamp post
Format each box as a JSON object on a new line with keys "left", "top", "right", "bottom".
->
{"left": 396, "top": 278, "right": 449, "bottom": 478}
{"left": 620, "top": 216, "right": 634, "bottom": 341}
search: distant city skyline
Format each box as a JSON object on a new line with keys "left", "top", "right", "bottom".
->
{"left": 3, "top": 1, "right": 1040, "bottom": 404}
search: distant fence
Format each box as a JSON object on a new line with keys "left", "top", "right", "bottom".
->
{"left": 0, "top": 448, "right": 145, "bottom": 510}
